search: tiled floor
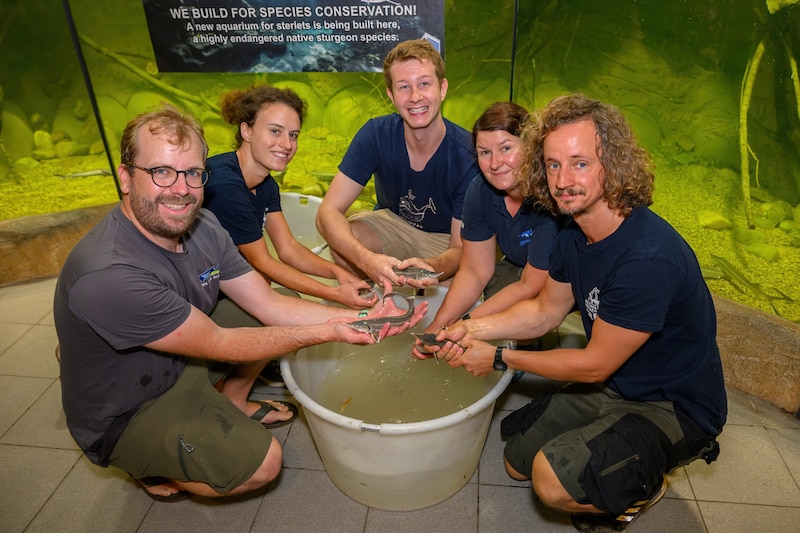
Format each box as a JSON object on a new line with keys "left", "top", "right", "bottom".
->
{"left": 2, "top": 276, "right": 799, "bottom": 532}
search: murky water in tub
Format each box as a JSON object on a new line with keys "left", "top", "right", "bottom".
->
{"left": 313, "top": 333, "right": 495, "bottom": 424}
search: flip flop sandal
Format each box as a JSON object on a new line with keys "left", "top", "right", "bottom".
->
{"left": 571, "top": 477, "right": 668, "bottom": 532}
{"left": 133, "top": 475, "right": 192, "bottom": 503}
{"left": 250, "top": 399, "right": 299, "bottom": 429}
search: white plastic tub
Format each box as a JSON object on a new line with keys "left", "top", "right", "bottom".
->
{"left": 276, "top": 192, "right": 329, "bottom": 255}
{"left": 281, "top": 286, "right": 512, "bottom": 510}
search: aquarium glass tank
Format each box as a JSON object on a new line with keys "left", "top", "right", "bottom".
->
{"left": 0, "top": 0, "right": 797, "bottom": 322}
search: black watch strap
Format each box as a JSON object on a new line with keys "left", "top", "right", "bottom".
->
{"left": 493, "top": 345, "right": 507, "bottom": 371}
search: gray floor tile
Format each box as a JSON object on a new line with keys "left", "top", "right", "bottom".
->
{"left": 1, "top": 380, "right": 79, "bottom": 450}
{"left": 724, "top": 386, "right": 762, "bottom": 426}
{"left": 0, "top": 323, "right": 60, "bottom": 378}
{"left": 253, "top": 468, "right": 367, "bottom": 533}
{"left": 664, "top": 466, "right": 695, "bottom": 501}
{"left": 26, "top": 458, "right": 150, "bottom": 533}
{"left": 751, "top": 394, "right": 800, "bottom": 429}
{"left": 633, "top": 497, "right": 707, "bottom": 532}
{"left": 0, "top": 444, "right": 81, "bottom": 533}
{"left": 0, "top": 278, "right": 56, "bottom": 325}
{"left": 139, "top": 489, "right": 264, "bottom": 533}
{"left": 280, "top": 409, "right": 325, "bottom": 471}
{"left": 699, "top": 501, "right": 800, "bottom": 533}
{"left": 769, "top": 427, "right": 800, "bottom": 485}
{"left": 366, "top": 483, "right": 478, "bottom": 533}
{"left": 479, "top": 484, "right": 570, "bottom": 533}
{"left": 478, "top": 410, "right": 529, "bottom": 487}
{"left": 686, "top": 424, "right": 800, "bottom": 506}
{"left": 0, "top": 322, "right": 32, "bottom": 354}
{"left": 0, "top": 375, "right": 52, "bottom": 436}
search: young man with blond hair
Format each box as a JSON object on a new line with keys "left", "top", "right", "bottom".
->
{"left": 316, "top": 39, "right": 481, "bottom": 289}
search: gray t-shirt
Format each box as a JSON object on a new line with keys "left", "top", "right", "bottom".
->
{"left": 54, "top": 205, "right": 252, "bottom": 465}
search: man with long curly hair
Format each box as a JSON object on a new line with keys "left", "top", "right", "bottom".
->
{"left": 434, "top": 94, "right": 727, "bottom": 532}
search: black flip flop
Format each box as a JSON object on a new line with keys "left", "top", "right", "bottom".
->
{"left": 250, "top": 399, "right": 299, "bottom": 429}
{"left": 134, "top": 475, "right": 192, "bottom": 503}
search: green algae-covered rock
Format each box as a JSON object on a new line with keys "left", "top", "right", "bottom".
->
{"left": 760, "top": 200, "right": 794, "bottom": 227}
{"left": 779, "top": 220, "right": 800, "bottom": 234}
{"left": 126, "top": 91, "right": 180, "bottom": 118}
{"left": 2, "top": 108, "right": 33, "bottom": 161}
{"left": 745, "top": 243, "right": 780, "bottom": 262}
{"left": 697, "top": 210, "right": 732, "bottom": 230}
{"left": 732, "top": 227, "right": 766, "bottom": 245}
{"left": 33, "top": 130, "right": 53, "bottom": 150}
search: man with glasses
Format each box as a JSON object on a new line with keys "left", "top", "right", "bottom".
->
{"left": 54, "top": 105, "right": 425, "bottom": 502}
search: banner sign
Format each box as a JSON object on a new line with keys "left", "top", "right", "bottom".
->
{"left": 141, "top": 0, "right": 444, "bottom": 73}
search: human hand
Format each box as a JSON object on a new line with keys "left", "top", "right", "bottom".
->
{"left": 393, "top": 258, "right": 442, "bottom": 289}
{"left": 332, "top": 280, "right": 378, "bottom": 309}
{"left": 450, "top": 338, "right": 496, "bottom": 376}
{"left": 410, "top": 329, "right": 462, "bottom": 361}
{"left": 369, "top": 293, "right": 429, "bottom": 340}
{"left": 333, "top": 267, "right": 361, "bottom": 286}
{"left": 363, "top": 253, "right": 403, "bottom": 287}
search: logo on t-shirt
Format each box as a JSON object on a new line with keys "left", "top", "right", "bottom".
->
{"left": 518, "top": 228, "right": 532, "bottom": 247}
{"left": 399, "top": 189, "right": 436, "bottom": 227}
{"left": 585, "top": 287, "right": 600, "bottom": 321}
{"left": 198, "top": 265, "right": 221, "bottom": 287}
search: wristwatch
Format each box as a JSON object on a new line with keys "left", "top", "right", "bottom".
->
{"left": 493, "top": 345, "right": 507, "bottom": 371}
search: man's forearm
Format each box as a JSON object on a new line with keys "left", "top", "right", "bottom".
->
{"left": 465, "top": 299, "right": 560, "bottom": 342}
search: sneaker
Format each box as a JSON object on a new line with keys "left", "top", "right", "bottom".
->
{"left": 257, "top": 359, "right": 285, "bottom": 388}
{"left": 571, "top": 477, "right": 668, "bottom": 532}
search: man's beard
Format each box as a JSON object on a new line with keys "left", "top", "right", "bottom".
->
{"left": 554, "top": 187, "right": 586, "bottom": 216}
{"left": 129, "top": 183, "right": 200, "bottom": 240}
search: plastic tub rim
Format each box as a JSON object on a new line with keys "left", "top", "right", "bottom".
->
{"left": 281, "top": 355, "right": 513, "bottom": 435}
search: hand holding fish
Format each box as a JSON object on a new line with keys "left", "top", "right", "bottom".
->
{"left": 362, "top": 252, "right": 404, "bottom": 288}
{"left": 331, "top": 279, "right": 379, "bottom": 309}
{"left": 410, "top": 331, "right": 463, "bottom": 363}
{"left": 449, "top": 338, "right": 497, "bottom": 377}
{"left": 392, "top": 258, "right": 442, "bottom": 289}
{"left": 341, "top": 292, "right": 428, "bottom": 342}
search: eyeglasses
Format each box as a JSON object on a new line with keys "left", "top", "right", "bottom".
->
{"left": 125, "top": 163, "right": 210, "bottom": 188}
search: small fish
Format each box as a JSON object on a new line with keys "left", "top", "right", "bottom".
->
{"left": 710, "top": 254, "right": 794, "bottom": 316}
{"left": 392, "top": 267, "right": 443, "bottom": 281}
{"left": 340, "top": 397, "right": 352, "bottom": 413}
{"left": 344, "top": 292, "right": 415, "bottom": 341}
{"left": 411, "top": 332, "right": 464, "bottom": 365}
{"left": 55, "top": 169, "right": 113, "bottom": 178}
{"left": 358, "top": 280, "right": 376, "bottom": 300}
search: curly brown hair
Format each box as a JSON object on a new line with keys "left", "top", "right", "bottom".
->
{"left": 519, "top": 94, "right": 654, "bottom": 217}
{"left": 220, "top": 84, "right": 306, "bottom": 148}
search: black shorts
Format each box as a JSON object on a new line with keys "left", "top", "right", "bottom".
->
{"left": 502, "top": 382, "right": 719, "bottom": 515}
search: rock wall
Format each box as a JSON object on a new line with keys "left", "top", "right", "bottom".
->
{"left": 714, "top": 294, "right": 800, "bottom": 415}
{"left": 0, "top": 203, "right": 115, "bottom": 283}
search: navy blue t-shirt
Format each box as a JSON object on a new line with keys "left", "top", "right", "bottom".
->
{"left": 549, "top": 207, "right": 727, "bottom": 435}
{"left": 204, "top": 151, "right": 282, "bottom": 246}
{"left": 339, "top": 114, "right": 481, "bottom": 233}
{"left": 461, "top": 176, "right": 559, "bottom": 268}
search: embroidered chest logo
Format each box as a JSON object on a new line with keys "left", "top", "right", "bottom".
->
{"left": 518, "top": 228, "right": 532, "bottom": 247}
{"left": 399, "top": 189, "right": 436, "bottom": 227}
{"left": 198, "top": 265, "right": 221, "bottom": 287}
{"left": 585, "top": 287, "right": 600, "bottom": 321}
